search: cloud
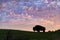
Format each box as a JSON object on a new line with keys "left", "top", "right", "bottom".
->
{"left": 0, "top": 0, "right": 60, "bottom": 31}
{"left": 0, "top": 16, "right": 60, "bottom": 31}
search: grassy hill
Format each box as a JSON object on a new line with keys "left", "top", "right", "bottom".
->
{"left": 0, "top": 29, "right": 60, "bottom": 40}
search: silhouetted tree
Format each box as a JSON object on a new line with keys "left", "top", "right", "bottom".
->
{"left": 33, "top": 25, "right": 46, "bottom": 32}
{"left": 48, "top": 30, "right": 52, "bottom": 32}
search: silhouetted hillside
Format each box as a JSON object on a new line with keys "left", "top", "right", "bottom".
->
{"left": 0, "top": 29, "right": 60, "bottom": 40}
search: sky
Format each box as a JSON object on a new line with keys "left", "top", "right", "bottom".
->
{"left": 0, "top": 0, "right": 60, "bottom": 32}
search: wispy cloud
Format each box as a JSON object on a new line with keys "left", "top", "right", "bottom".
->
{"left": 0, "top": 0, "right": 60, "bottom": 31}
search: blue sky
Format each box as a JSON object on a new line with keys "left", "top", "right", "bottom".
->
{"left": 0, "top": 0, "right": 60, "bottom": 31}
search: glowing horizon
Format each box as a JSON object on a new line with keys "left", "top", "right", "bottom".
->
{"left": 0, "top": 0, "right": 60, "bottom": 32}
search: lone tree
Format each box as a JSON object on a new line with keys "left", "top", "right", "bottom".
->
{"left": 33, "top": 25, "right": 46, "bottom": 32}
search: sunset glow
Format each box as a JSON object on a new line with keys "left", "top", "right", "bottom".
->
{"left": 0, "top": 0, "right": 60, "bottom": 32}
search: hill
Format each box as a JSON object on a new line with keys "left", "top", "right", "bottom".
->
{"left": 0, "top": 29, "right": 60, "bottom": 40}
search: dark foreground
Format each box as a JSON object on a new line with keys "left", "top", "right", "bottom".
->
{"left": 0, "top": 29, "right": 60, "bottom": 40}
